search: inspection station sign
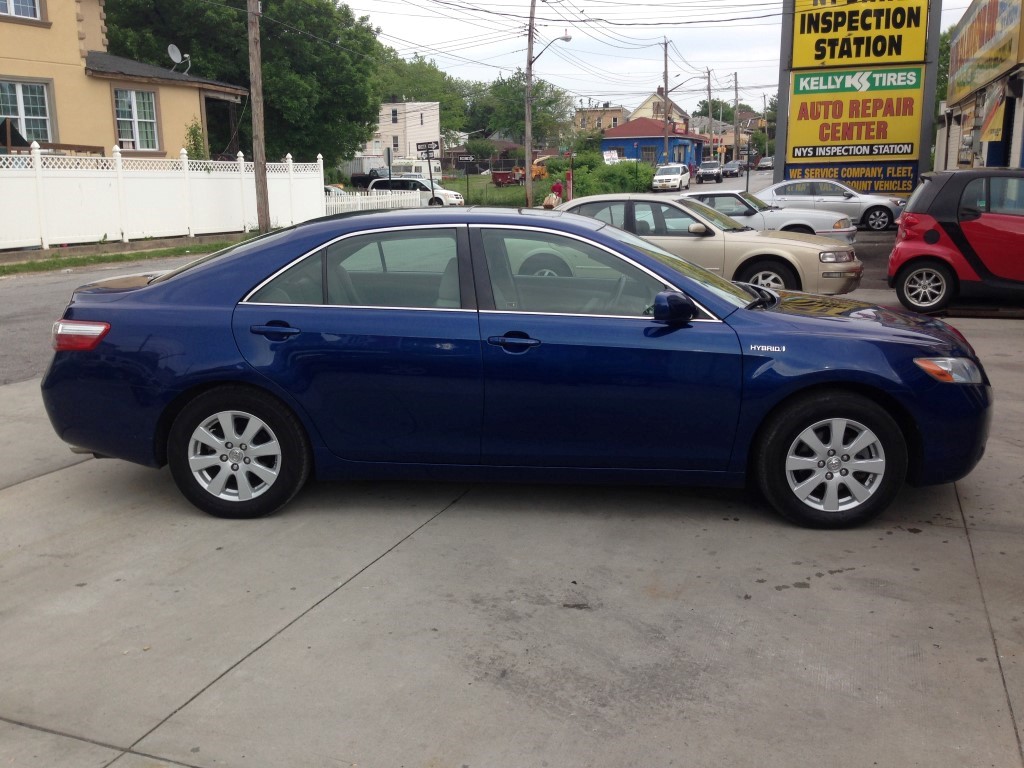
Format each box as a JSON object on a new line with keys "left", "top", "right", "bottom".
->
{"left": 792, "top": 0, "right": 928, "bottom": 69}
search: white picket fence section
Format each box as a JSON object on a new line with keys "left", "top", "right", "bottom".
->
{"left": 324, "top": 189, "right": 422, "bottom": 215}
{"left": 0, "top": 144, "right": 421, "bottom": 252}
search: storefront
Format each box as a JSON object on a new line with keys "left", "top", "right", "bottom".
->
{"left": 941, "top": 0, "right": 1024, "bottom": 170}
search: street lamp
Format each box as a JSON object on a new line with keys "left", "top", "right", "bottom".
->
{"left": 525, "top": 6, "right": 571, "bottom": 207}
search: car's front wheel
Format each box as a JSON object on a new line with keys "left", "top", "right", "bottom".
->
{"left": 895, "top": 261, "right": 955, "bottom": 312}
{"left": 754, "top": 392, "right": 907, "bottom": 528}
{"left": 864, "top": 206, "right": 893, "bottom": 230}
{"left": 736, "top": 260, "right": 798, "bottom": 291}
{"left": 168, "top": 387, "right": 311, "bottom": 518}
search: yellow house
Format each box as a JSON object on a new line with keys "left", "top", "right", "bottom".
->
{"left": 1, "top": 0, "right": 246, "bottom": 156}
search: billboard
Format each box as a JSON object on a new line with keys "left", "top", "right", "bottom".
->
{"left": 788, "top": 67, "right": 924, "bottom": 163}
{"left": 793, "top": 0, "right": 928, "bottom": 69}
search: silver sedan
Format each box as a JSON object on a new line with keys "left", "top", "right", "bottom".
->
{"left": 758, "top": 179, "right": 905, "bottom": 231}
{"left": 681, "top": 190, "right": 857, "bottom": 244}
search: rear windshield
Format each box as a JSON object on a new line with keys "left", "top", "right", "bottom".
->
{"left": 149, "top": 229, "right": 293, "bottom": 283}
{"left": 903, "top": 176, "right": 934, "bottom": 212}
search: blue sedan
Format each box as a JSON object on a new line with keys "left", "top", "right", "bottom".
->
{"left": 42, "top": 207, "right": 992, "bottom": 528}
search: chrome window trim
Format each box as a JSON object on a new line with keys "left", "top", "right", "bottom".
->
{"left": 479, "top": 309, "right": 721, "bottom": 323}
{"left": 469, "top": 222, "right": 721, "bottom": 322}
{"left": 240, "top": 223, "right": 463, "bottom": 306}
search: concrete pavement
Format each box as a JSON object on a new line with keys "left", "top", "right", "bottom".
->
{"left": 1, "top": 289, "right": 1022, "bottom": 768}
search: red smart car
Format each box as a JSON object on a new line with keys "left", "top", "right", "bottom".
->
{"left": 889, "top": 169, "right": 1024, "bottom": 312}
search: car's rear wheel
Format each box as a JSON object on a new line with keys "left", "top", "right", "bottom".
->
{"left": 168, "top": 387, "right": 311, "bottom": 519}
{"left": 754, "top": 392, "right": 907, "bottom": 528}
{"left": 736, "top": 260, "right": 798, "bottom": 291}
{"left": 896, "top": 261, "right": 955, "bottom": 312}
{"left": 864, "top": 206, "right": 893, "bottom": 231}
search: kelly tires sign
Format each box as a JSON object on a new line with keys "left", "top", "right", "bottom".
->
{"left": 788, "top": 67, "right": 923, "bottom": 162}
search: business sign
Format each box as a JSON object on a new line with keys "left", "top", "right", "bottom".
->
{"left": 947, "top": 0, "right": 1021, "bottom": 104}
{"left": 788, "top": 67, "right": 923, "bottom": 162}
{"left": 793, "top": 0, "right": 928, "bottom": 69}
{"left": 784, "top": 162, "right": 918, "bottom": 194}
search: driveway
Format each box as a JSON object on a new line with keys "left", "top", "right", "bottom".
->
{"left": 1, "top": 270, "right": 1023, "bottom": 766}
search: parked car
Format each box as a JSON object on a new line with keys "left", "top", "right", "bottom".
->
{"left": 557, "top": 193, "right": 862, "bottom": 294}
{"left": 888, "top": 169, "right": 1024, "bottom": 312}
{"left": 696, "top": 161, "right": 723, "bottom": 184}
{"left": 324, "top": 185, "right": 347, "bottom": 197}
{"left": 42, "top": 207, "right": 991, "bottom": 528}
{"left": 652, "top": 164, "right": 691, "bottom": 192}
{"left": 682, "top": 190, "right": 857, "bottom": 244}
{"left": 756, "top": 156, "right": 775, "bottom": 170}
{"left": 759, "top": 179, "right": 905, "bottom": 231}
{"left": 722, "top": 160, "right": 745, "bottom": 178}
{"left": 368, "top": 176, "right": 464, "bottom": 206}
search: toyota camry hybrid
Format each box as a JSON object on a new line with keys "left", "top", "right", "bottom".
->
{"left": 42, "top": 207, "right": 992, "bottom": 529}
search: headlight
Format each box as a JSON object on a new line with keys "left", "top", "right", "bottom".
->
{"left": 819, "top": 250, "right": 855, "bottom": 263}
{"left": 914, "top": 357, "right": 983, "bottom": 384}
{"left": 833, "top": 217, "right": 853, "bottom": 229}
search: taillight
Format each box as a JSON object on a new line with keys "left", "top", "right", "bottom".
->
{"left": 52, "top": 320, "right": 110, "bottom": 351}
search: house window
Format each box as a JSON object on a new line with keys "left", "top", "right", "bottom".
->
{"left": 641, "top": 145, "right": 657, "bottom": 163}
{"left": 391, "top": 109, "right": 398, "bottom": 124}
{"left": 114, "top": 89, "right": 158, "bottom": 150}
{"left": 612, "top": 117, "right": 619, "bottom": 128}
{"left": 420, "top": 113, "right": 424, "bottom": 126}
{"left": 580, "top": 115, "right": 588, "bottom": 128}
{"left": 0, "top": 80, "right": 51, "bottom": 141}
{"left": 596, "top": 117, "right": 603, "bottom": 128}
{"left": 0, "top": 0, "right": 40, "bottom": 20}
{"left": 392, "top": 135, "right": 399, "bottom": 151}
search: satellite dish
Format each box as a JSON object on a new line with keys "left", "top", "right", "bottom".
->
{"left": 168, "top": 44, "right": 183, "bottom": 64}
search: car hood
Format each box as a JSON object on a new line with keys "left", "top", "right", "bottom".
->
{"left": 763, "top": 292, "right": 976, "bottom": 353}
{"left": 721, "top": 228, "right": 847, "bottom": 249}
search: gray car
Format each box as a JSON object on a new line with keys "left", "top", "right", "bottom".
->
{"left": 758, "top": 179, "right": 905, "bottom": 231}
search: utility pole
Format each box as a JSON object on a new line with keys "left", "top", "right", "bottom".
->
{"left": 524, "top": 0, "right": 537, "bottom": 208}
{"left": 247, "top": 0, "right": 270, "bottom": 233}
{"left": 662, "top": 38, "right": 669, "bottom": 164}
{"left": 733, "top": 72, "right": 740, "bottom": 165}
{"left": 706, "top": 68, "right": 712, "bottom": 161}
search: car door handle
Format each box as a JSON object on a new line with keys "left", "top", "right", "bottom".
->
{"left": 250, "top": 324, "right": 301, "bottom": 339}
{"left": 488, "top": 335, "right": 541, "bottom": 352}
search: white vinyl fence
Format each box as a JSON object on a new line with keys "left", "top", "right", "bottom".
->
{"left": 0, "top": 143, "right": 410, "bottom": 252}
{"left": 324, "top": 189, "right": 421, "bottom": 215}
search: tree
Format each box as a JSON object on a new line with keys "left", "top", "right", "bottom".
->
{"left": 105, "top": 0, "right": 381, "bottom": 165}
{"left": 485, "top": 72, "right": 574, "bottom": 149}
{"left": 466, "top": 137, "right": 496, "bottom": 161}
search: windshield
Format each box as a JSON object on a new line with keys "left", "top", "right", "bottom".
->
{"left": 737, "top": 191, "right": 772, "bottom": 211}
{"left": 676, "top": 197, "right": 749, "bottom": 232}
{"left": 597, "top": 223, "right": 750, "bottom": 310}
{"left": 655, "top": 166, "right": 683, "bottom": 176}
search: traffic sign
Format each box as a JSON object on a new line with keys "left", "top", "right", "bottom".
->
{"left": 416, "top": 140, "right": 440, "bottom": 151}
{"left": 458, "top": 155, "right": 475, "bottom": 162}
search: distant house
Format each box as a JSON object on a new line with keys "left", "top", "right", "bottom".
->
{"left": 575, "top": 103, "right": 630, "bottom": 132}
{"left": 601, "top": 116, "right": 705, "bottom": 167}
{"left": 630, "top": 87, "right": 691, "bottom": 128}
{"left": 1, "top": 0, "right": 246, "bottom": 156}
{"left": 347, "top": 100, "right": 441, "bottom": 171}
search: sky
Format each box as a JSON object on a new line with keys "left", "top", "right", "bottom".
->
{"left": 346, "top": 0, "right": 973, "bottom": 116}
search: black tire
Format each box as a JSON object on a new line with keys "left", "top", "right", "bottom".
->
{"left": 428, "top": 197, "right": 443, "bottom": 206}
{"left": 895, "top": 261, "right": 955, "bottom": 313}
{"left": 736, "top": 260, "right": 799, "bottom": 291}
{"left": 696, "top": 177, "right": 703, "bottom": 184}
{"left": 754, "top": 392, "right": 907, "bottom": 528}
{"left": 518, "top": 253, "right": 572, "bottom": 277}
{"left": 168, "top": 387, "right": 311, "bottom": 519}
{"left": 715, "top": 175, "right": 723, "bottom": 183}
{"left": 863, "top": 206, "right": 893, "bottom": 231}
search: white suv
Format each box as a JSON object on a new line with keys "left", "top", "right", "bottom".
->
{"left": 368, "top": 177, "right": 464, "bottom": 206}
{"left": 652, "top": 164, "right": 691, "bottom": 192}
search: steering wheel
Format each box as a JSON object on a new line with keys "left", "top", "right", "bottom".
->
{"left": 605, "top": 275, "right": 627, "bottom": 311}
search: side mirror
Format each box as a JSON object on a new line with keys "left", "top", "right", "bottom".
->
{"left": 652, "top": 291, "right": 697, "bottom": 325}
{"left": 844, "top": 192, "right": 855, "bottom": 198}
{"left": 688, "top": 222, "right": 710, "bottom": 235}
